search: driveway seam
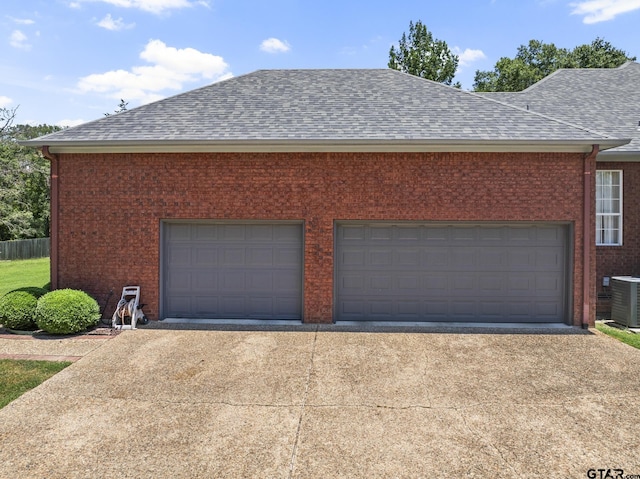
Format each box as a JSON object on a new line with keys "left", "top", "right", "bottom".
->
{"left": 288, "top": 325, "right": 319, "bottom": 479}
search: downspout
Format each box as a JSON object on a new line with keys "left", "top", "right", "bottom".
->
{"left": 42, "top": 146, "right": 59, "bottom": 291}
{"left": 583, "top": 145, "right": 599, "bottom": 328}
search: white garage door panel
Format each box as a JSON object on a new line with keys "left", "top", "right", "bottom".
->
{"left": 335, "top": 223, "right": 569, "bottom": 323}
{"left": 163, "top": 222, "right": 303, "bottom": 320}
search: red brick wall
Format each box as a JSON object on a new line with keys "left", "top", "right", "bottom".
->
{"left": 54, "top": 151, "right": 589, "bottom": 325}
{"left": 596, "top": 162, "right": 640, "bottom": 313}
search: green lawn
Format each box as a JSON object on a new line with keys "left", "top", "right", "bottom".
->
{"left": 0, "top": 257, "right": 50, "bottom": 297}
{"left": 0, "top": 359, "right": 71, "bottom": 409}
{"left": 596, "top": 322, "right": 640, "bottom": 350}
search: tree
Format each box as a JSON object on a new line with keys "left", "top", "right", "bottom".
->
{"left": 388, "top": 20, "right": 460, "bottom": 86}
{"left": 569, "top": 37, "right": 634, "bottom": 69}
{"left": 473, "top": 37, "right": 635, "bottom": 92}
{"left": 0, "top": 122, "right": 61, "bottom": 240}
{"left": 105, "top": 99, "right": 128, "bottom": 116}
{"left": 0, "top": 106, "right": 18, "bottom": 137}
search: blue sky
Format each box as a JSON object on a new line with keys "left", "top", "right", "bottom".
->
{"left": 1, "top": 0, "right": 639, "bottom": 127}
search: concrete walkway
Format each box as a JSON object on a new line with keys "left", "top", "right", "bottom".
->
{"left": 0, "top": 327, "right": 639, "bottom": 478}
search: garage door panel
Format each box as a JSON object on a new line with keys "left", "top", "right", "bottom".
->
{"left": 370, "top": 226, "right": 393, "bottom": 240}
{"left": 370, "top": 250, "right": 393, "bottom": 266}
{"left": 451, "top": 227, "right": 476, "bottom": 242}
{"left": 276, "top": 247, "right": 302, "bottom": 265}
{"left": 395, "top": 226, "right": 420, "bottom": 241}
{"left": 537, "top": 226, "right": 564, "bottom": 243}
{"left": 342, "top": 250, "right": 365, "bottom": 266}
{"left": 194, "top": 296, "right": 219, "bottom": 314}
{"left": 223, "top": 248, "right": 245, "bottom": 266}
{"left": 192, "top": 271, "right": 216, "bottom": 290}
{"left": 194, "top": 247, "right": 218, "bottom": 266}
{"left": 425, "top": 227, "right": 450, "bottom": 242}
{"left": 168, "top": 224, "right": 191, "bottom": 241}
{"left": 341, "top": 275, "right": 364, "bottom": 291}
{"left": 425, "top": 276, "right": 448, "bottom": 292}
{"left": 336, "top": 223, "right": 568, "bottom": 323}
{"left": 166, "top": 271, "right": 191, "bottom": 290}
{"left": 507, "top": 225, "right": 537, "bottom": 245}
{"left": 478, "top": 227, "right": 506, "bottom": 242}
{"left": 508, "top": 276, "right": 532, "bottom": 292}
{"left": 425, "top": 301, "right": 449, "bottom": 316}
{"left": 479, "top": 301, "right": 505, "bottom": 318}
{"left": 247, "top": 271, "right": 273, "bottom": 291}
{"left": 165, "top": 296, "right": 192, "bottom": 317}
{"left": 276, "top": 224, "right": 304, "bottom": 242}
{"left": 163, "top": 222, "right": 302, "bottom": 319}
{"left": 222, "top": 224, "right": 246, "bottom": 241}
{"left": 168, "top": 247, "right": 191, "bottom": 266}
{"left": 194, "top": 224, "right": 219, "bottom": 240}
{"left": 341, "top": 225, "right": 365, "bottom": 240}
{"left": 479, "top": 275, "right": 505, "bottom": 293}
{"left": 249, "top": 224, "right": 274, "bottom": 241}
{"left": 248, "top": 248, "right": 274, "bottom": 266}
{"left": 535, "top": 251, "right": 563, "bottom": 270}
{"left": 396, "top": 249, "right": 421, "bottom": 266}
{"left": 275, "top": 297, "right": 302, "bottom": 318}
{"left": 370, "top": 275, "right": 392, "bottom": 290}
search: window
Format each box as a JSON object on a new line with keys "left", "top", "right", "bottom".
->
{"left": 596, "top": 170, "right": 623, "bottom": 246}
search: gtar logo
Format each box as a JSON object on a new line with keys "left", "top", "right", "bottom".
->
{"left": 587, "top": 469, "right": 624, "bottom": 479}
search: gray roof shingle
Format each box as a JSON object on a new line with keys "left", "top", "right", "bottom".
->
{"left": 26, "top": 69, "right": 627, "bottom": 152}
{"left": 482, "top": 62, "right": 640, "bottom": 155}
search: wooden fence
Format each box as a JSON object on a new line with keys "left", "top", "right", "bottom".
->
{"left": 0, "top": 237, "right": 50, "bottom": 260}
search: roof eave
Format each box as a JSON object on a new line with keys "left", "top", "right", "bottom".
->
{"left": 22, "top": 138, "right": 629, "bottom": 154}
{"left": 597, "top": 149, "right": 640, "bottom": 162}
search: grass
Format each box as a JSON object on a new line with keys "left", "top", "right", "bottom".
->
{"left": 0, "top": 359, "right": 71, "bottom": 409}
{"left": 0, "top": 257, "right": 50, "bottom": 298}
{"left": 596, "top": 322, "right": 640, "bottom": 350}
{"left": 0, "top": 258, "right": 69, "bottom": 410}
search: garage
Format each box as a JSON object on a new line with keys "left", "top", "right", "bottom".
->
{"left": 162, "top": 222, "right": 303, "bottom": 320}
{"left": 335, "top": 223, "right": 569, "bottom": 323}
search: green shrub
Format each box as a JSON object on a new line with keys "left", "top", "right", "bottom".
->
{"left": 0, "top": 287, "right": 48, "bottom": 331}
{"left": 35, "top": 289, "right": 100, "bottom": 334}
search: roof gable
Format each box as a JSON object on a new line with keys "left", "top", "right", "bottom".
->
{"left": 482, "top": 62, "right": 640, "bottom": 155}
{"left": 27, "top": 69, "right": 626, "bottom": 153}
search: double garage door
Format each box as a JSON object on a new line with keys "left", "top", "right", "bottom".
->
{"left": 162, "top": 221, "right": 569, "bottom": 323}
{"left": 335, "top": 223, "right": 568, "bottom": 323}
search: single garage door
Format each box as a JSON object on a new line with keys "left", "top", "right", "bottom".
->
{"left": 335, "top": 223, "right": 569, "bottom": 323}
{"left": 162, "top": 222, "right": 303, "bottom": 319}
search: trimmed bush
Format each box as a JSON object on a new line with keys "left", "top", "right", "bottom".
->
{"left": 0, "top": 287, "right": 48, "bottom": 331}
{"left": 35, "top": 289, "right": 100, "bottom": 335}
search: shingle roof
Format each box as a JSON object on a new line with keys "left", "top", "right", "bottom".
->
{"left": 25, "top": 69, "right": 626, "bottom": 153}
{"left": 482, "top": 62, "right": 640, "bottom": 155}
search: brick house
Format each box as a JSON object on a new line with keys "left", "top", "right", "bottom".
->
{"left": 483, "top": 62, "right": 640, "bottom": 316}
{"left": 25, "top": 69, "right": 629, "bottom": 326}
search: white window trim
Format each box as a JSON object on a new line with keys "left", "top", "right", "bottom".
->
{"left": 596, "top": 170, "right": 623, "bottom": 247}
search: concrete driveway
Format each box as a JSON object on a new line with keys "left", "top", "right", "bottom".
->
{"left": 1, "top": 327, "right": 639, "bottom": 478}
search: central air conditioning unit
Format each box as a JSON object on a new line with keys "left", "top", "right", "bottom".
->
{"left": 610, "top": 276, "right": 640, "bottom": 327}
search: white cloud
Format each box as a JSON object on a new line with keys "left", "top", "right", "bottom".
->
{"left": 0, "top": 96, "right": 13, "bottom": 108}
{"left": 9, "top": 30, "right": 31, "bottom": 50}
{"left": 8, "top": 17, "right": 35, "bottom": 25}
{"left": 570, "top": 0, "right": 640, "bottom": 23}
{"left": 453, "top": 47, "right": 486, "bottom": 67}
{"left": 69, "top": 0, "right": 209, "bottom": 15}
{"left": 260, "top": 37, "right": 291, "bottom": 53}
{"left": 97, "top": 13, "right": 135, "bottom": 30}
{"left": 77, "top": 39, "right": 231, "bottom": 104}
